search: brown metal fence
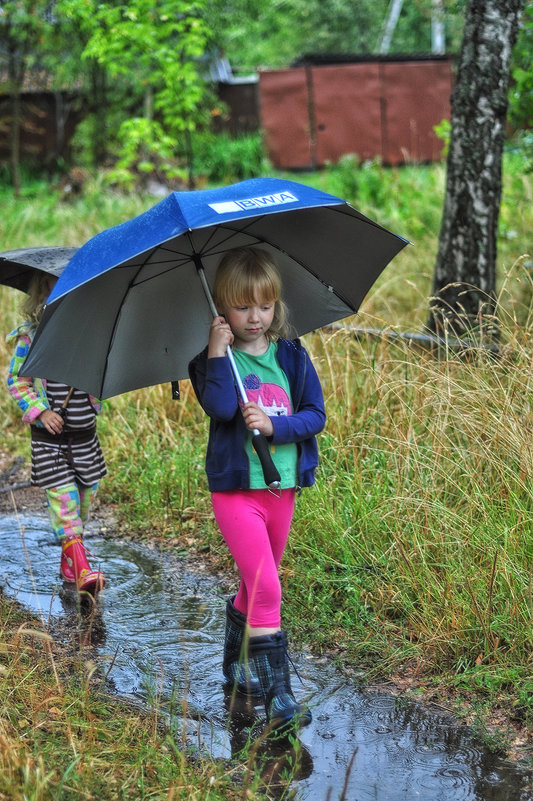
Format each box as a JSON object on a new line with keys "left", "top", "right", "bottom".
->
{"left": 259, "top": 56, "right": 454, "bottom": 169}
{"left": 0, "top": 90, "right": 81, "bottom": 166}
{"left": 1, "top": 56, "right": 453, "bottom": 170}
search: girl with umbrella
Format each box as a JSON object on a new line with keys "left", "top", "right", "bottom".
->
{"left": 6, "top": 270, "right": 106, "bottom": 595}
{"left": 189, "top": 246, "right": 326, "bottom": 731}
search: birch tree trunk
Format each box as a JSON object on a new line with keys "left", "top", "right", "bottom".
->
{"left": 428, "top": 0, "right": 525, "bottom": 340}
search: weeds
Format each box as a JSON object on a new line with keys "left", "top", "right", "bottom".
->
{"left": 192, "top": 131, "right": 271, "bottom": 184}
{"left": 0, "top": 588, "right": 291, "bottom": 800}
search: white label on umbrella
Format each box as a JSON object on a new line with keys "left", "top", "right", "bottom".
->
{"left": 209, "top": 192, "right": 298, "bottom": 214}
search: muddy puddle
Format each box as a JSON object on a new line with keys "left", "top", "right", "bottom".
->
{"left": 1, "top": 512, "right": 531, "bottom": 801}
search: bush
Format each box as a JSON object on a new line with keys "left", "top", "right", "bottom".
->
{"left": 191, "top": 131, "right": 270, "bottom": 183}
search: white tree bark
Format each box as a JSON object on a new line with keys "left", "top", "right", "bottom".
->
{"left": 432, "top": 0, "right": 446, "bottom": 54}
{"left": 379, "top": 0, "right": 404, "bottom": 54}
{"left": 428, "top": 0, "right": 525, "bottom": 339}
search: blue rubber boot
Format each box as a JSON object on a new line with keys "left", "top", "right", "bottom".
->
{"left": 222, "top": 596, "right": 261, "bottom": 696}
{"left": 249, "top": 630, "right": 312, "bottom": 731}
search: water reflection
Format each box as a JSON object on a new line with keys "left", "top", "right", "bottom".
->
{"left": 0, "top": 513, "right": 531, "bottom": 801}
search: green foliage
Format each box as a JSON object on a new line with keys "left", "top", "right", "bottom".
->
{"left": 54, "top": 0, "right": 215, "bottom": 180}
{"left": 192, "top": 131, "right": 270, "bottom": 183}
{"left": 78, "top": 0, "right": 213, "bottom": 129}
{"left": 105, "top": 118, "right": 190, "bottom": 190}
{"left": 433, "top": 118, "right": 451, "bottom": 157}
{"left": 0, "top": 0, "right": 57, "bottom": 191}
{"left": 506, "top": 130, "right": 533, "bottom": 174}
{"left": 509, "top": 3, "right": 533, "bottom": 130}
{"left": 68, "top": 85, "right": 144, "bottom": 170}
{"left": 208, "top": 0, "right": 465, "bottom": 71}
{"left": 325, "top": 155, "right": 388, "bottom": 209}
{"left": 0, "top": 0, "right": 54, "bottom": 78}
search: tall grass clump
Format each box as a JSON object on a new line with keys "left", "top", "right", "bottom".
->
{"left": 0, "top": 177, "right": 154, "bottom": 253}
{"left": 193, "top": 131, "right": 271, "bottom": 184}
{"left": 95, "top": 381, "right": 212, "bottom": 543}
{"left": 286, "top": 268, "right": 532, "bottom": 716}
{"left": 0, "top": 593, "right": 259, "bottom": 801}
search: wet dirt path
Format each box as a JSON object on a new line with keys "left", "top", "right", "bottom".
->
{"left": 0, "top": 511, "right": 531, "bottom": 801}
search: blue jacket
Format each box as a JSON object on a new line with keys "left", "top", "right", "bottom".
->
{"left": 188, "top": 338, "right": 326, "bottom": 491}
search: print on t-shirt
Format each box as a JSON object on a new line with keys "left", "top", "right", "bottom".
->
{"left": 242, "top": 373, "right": 292, "bottom": 416}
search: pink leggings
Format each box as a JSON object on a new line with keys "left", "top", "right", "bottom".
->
{"left": 211, "top": 488, "right": 296, "bottom": 627}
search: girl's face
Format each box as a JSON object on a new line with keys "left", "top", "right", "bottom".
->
{"left": 224, "top": 296, "right": 275, "bottom": 349}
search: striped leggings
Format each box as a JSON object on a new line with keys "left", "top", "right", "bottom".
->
{"left": 45, "top": 482, "right": 98, "bottom": 542}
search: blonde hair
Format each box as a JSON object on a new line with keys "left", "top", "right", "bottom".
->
{"left": 23, "top": 272, "right": 55, "bottom": 329}
{"left": 213, "top": 247, "right": 291, "bottom": 341}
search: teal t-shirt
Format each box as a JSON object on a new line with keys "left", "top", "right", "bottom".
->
{"left": 233, "top": 341, "right": 298, "bottom": 489}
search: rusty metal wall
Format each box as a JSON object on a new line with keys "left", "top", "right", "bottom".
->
{"left": 259, "top": 68, "right": 313, "bottom": 169}
{"left": 312, "top": 63, "right": 383, "bottom": 166}
{"left": 381, "top": 60, "right": 453, "bottom": 165}
{"left": 214, "top": 81, "right": 260, "bottom": 135}
{"left": 259, "top": 57, "right": 454, "bottom": 169}
{"left": 0, "top": 91, "right": 81, "bottom": 165}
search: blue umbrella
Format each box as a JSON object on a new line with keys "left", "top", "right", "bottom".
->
{"left": 21, "top": 177, "right": 407, "bottom": 484}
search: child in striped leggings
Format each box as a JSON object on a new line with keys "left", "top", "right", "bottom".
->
{"left": 6, "top": 271, "right": 106, "bottom": 594}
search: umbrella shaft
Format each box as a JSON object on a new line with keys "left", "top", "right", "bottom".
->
{"left": 196, "top": 263, "right": 258, "bottom": 433}
{"left": 196, "top": 265, "right": 218, "bottom": 317}
{"left": 225, "top": 348, "right": 259, "bottom": 436}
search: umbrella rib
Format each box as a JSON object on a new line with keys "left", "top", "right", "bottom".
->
{"left": 129, "top": 253, "right": 194, "bottom": 286}
{"left": 23, "top": 182, "right": 406, "bottom": 401}
{"left": 197, "top": 221, "right": 260, "bottom": 254}
{"left": 99, "top": 199, "right": 380, "bottom": 390}
{"left": 99, "top": 256, "right": 156, "bottom": 395}
{"left": 187, "top": 206, "right": 384, "bottom": 313}
{"left": 167, "top": 216, "right": 359, "bottom": 313}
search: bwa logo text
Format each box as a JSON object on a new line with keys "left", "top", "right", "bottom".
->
{"left": 209, "top": 192, "right": 298, "bottom": 215}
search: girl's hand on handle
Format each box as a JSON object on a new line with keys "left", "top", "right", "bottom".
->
{"left": 242, "top": 402, "right": 274, "bottom": 436}
{"left": 39, "top": 409, "right": 64, "bottom": 435}
{"left": 208, "top": 315, "right": 234, "bottom": 358}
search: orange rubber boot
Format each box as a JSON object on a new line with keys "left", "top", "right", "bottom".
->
{"left": 60, "top": 535, "right": 106, "bottom": 594}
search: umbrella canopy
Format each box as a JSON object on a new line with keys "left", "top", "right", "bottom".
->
{"left": 22, "top": 177, "right": 408, "bottom": 399}
{"left": 0, "top": 247, "right": 78, "bottom": 293}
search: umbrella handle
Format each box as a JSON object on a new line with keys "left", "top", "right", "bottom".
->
{"left": 56, "top": 386, "right": 74, "bottom": 419}
{"left": 196, "top": 264, "right": 281, "bottom": 490}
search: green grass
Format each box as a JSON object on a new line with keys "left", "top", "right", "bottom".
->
{"left": 0, "top": 150, "right": 532, "bottom": 791}
{"left": 0, "top": 592, "right": 279, "bottom": 800}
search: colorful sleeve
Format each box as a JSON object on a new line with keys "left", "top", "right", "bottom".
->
{"left": 6, "top": 334, "right": 49, "bottom": 424}
{"left": 89, "top": 396, "right": 102, "bottom": 414}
